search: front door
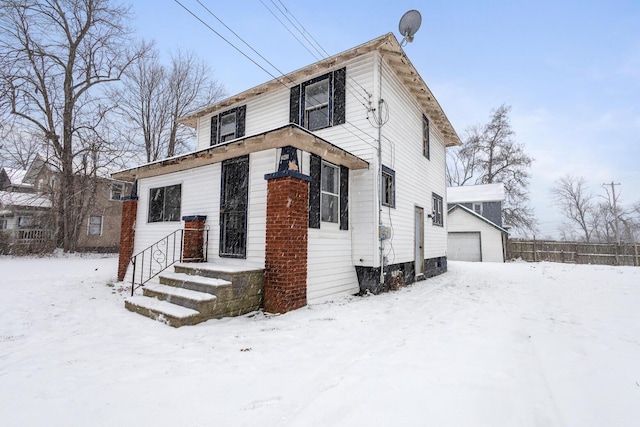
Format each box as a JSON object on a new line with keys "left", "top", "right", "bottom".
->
{"left": 415, "top": 206, "right": 425, "bottom": 277}
{"left": 220, "top": 156, "right": 249, "bottom": 257}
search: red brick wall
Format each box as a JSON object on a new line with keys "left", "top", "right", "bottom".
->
{"left": 117, "top": 199, "right": 138, "bottom": 281}
{"left": 264, "top": 175, "right": 309, "bottom": 313}
{"left": 182, "top": 217, "right": 206, "bottom": 262}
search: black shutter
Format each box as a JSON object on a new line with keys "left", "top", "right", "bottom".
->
{"left": 289, "top": 85, "right": 301, "bottom": 125}
{"left": 210, "top": 115, "right": 219, "bottom": 146}
{"left": 333, "top": 67, "right": 346, "bottom": 126}
{"left": 339, "top": 165, "right": 349, "bottom": 230}
{"left": 309, "top": 154, "right": 321, "bottom": 229}
{"left": 236, "top": 105, "right": 246, "bottom": 138}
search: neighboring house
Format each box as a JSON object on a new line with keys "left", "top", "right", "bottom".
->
{"left": 446, "top": 183, "right": 508, "bottom": 262}
{"left": 113, "top": 33, "right": 462, "bottom": 324}
{"left": 0, "top": 156, "right": 129, "bottom": 253}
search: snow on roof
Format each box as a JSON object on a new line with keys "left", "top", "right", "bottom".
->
{"left": 4, "top": 168, "right": 28, "bottom": 185}
{"left": 447, "top": 183, "right": 505, "bottom": 203}
{"left": 0, "top": 191, "right": 51, "bottom": 209}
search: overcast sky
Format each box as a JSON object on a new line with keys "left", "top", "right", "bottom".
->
{"left": 131, "top": 0, "right": 640, "bottom": 238}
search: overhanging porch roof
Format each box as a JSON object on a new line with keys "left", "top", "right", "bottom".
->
{"left": 111, "top": 124, "right": 369, "bottom": 182}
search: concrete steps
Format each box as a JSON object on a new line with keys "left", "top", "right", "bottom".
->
{"left": 125, "top": 261, "right": 264, "bottom": 327}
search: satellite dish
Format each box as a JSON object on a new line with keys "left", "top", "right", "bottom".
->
{"left": 398, "top": 10, "right": 422, "bottom": 46}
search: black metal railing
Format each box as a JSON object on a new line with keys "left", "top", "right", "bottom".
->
{"left": 130, "top": 227, "right": 209, "bottom": 296}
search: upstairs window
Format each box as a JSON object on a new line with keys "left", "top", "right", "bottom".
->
{"left": 290, "top": 68, "right": 346, "bottom": 131}
{"left": 305, "top": 78, "right": 330, "bottom": 131}
{"left": 148, "top": 184, "right": 181, "bottom": 223}
{"left": 88, "top": 215, "right": 103, "bottom": 236}
{"left": 110, "top": 182, "right": 124, "bottom": 200}
{"left": 321, "top": 161, "right": 339, "bottom": 223}
{"left": 423, "top": 115, "right": 430, "bottom": 159}
{"left": 382, "top": 166, "right": 396, "bottom": 208}
{"left": 432, "top": 193, "right": 443, "bottom": 227}
{"left": 210, "top": 106, "right": 246, "bottom": 146}
{"left": 472, "top": 202, "right": 483, "bottom": 215}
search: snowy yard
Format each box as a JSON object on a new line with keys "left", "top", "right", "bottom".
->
{"left": 1, "top": 255, "right": 639, "bottom": 426}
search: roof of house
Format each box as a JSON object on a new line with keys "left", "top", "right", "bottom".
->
{"left": 4, "top": 168, "right": 28, "bottom": 185}
{"left": 0, "top": 190, "right": 52, "bottom": 209}
{"left": 178, "top": 33, "right": 461, "bottom": 148}
{"left": 447, "top": 203, "right": 509, "bottom": 234}
{"left": 447, "top": 183, "right": 505, "bottom": 203}
{"left": 112, "top": 124, "right": 369, "bottom": 182}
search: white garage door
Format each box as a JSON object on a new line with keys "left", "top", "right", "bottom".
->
{"left": 448, "top": 232, "right": 481, "bottom": 262}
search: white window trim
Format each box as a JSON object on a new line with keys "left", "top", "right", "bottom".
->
{"left": 472, "top": 202, "right": 483, "bottom": 215}
{"left": 321, "top": 161, "right": 339, "bottom": 224}
{"left": 88, "top": 215, "right": 103, "bottom": 236}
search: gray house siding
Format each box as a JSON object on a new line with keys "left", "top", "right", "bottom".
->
{"left": 447, "top": 201, "right": 502, "bottom": 227}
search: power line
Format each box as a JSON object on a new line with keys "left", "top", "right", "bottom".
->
{"left": 174, "top": 0, "right": 377, "bottom": 150}
{"left": 172, "top": 0, "right": 288, "bottom": 89}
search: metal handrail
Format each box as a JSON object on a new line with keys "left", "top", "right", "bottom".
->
{"left": 130, "top": 227, "right": 209, "bottom": 296}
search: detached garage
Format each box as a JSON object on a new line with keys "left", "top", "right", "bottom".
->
{"left": 447, "top": 204, "right": 508, "bottom": 262}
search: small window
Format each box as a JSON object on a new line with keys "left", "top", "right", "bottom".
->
{"left": 432, "top": 193, "right": 443, "bottom": 227}
{"left": 18, "top": 216, "right": 33, "bottom": 228}
{"left": 382, "top": 166, "right": 395, "bottom": 208}
{"left": 472, "top": 202, "right": 483, "bottom": 215}
{"left": 148, "top": 184, "right": 182, "bottom": 223}
{"left": 88, "top": 215, "right": 103, "bottom": 236}
{"left": 0, "top": 217, "right": 7, "bottom": 230}
{"left": 111, "top": 182, "right": 124, "bottom": 200}
{"left": 321, "top": 161, "right": 339, "bottom": 223}
{"left": 210, "top": 106, "right": 246, "bottom": 146}
{"left": 219, "top": 111, "right": 237, "bottom": 142}
{"left": 305, "top": 78, "right": 330, "bottom": 131}
{"left": 423, "top": 115, "right": 430, "bottom": 159}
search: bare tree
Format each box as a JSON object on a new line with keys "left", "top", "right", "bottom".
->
{"left": 446, "top": 105, "right": 536, "bottom": 233}
{"left": 112, "top": 46, "right": 226, "bottom": 163}
{"left": 551, "top": 175, "right": 596, "bottom": 242}
{"left": 0, "top": 0, "right": 145, "bottom": 251}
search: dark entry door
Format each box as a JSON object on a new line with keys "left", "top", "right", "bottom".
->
{"left": 220, "top": 156, "right": 249, "bottom": 257}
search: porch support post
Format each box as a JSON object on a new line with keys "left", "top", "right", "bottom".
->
{"left": 263, "top": 169, "right": 310, "bottom": 313}
{"left": 117, "top": 197, "right": 138, "bottom": 281}
{"left": 182, "top": 215, "right": 207, "bottom": 262}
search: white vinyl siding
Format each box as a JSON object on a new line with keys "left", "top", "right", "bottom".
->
{"left": 307, "top": 227, "right": 359, "bottom": 304}
{"left": 375, "top": 53, "right": 448, "bottom": 263}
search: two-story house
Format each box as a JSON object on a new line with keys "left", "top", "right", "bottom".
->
{"left": 1, "top": 155, "right": 129, "bottom": 254}
{"left": 113, "top": 33, "right": 462, "bottom": 325}
{"left": 446, "top": 183, "right": 508, "bottom": 262}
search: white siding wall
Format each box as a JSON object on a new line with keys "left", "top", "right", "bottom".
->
{"left": 448, "top": 209, "right": 505, "bottom": 262}
{"left": 376, "top": 54, "right": 448, "bottom": 263}
{"left": 131, "top": 150, "right": 274, "bottom": 273}
{"left": 133, "top": 48, "right": 452, "bottom": 298}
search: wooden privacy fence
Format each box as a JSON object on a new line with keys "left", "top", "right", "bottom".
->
{"left": 507, "top": 240, "right": 640, "bottom": 267}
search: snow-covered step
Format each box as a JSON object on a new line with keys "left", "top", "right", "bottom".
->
{"left": 159, "top": 271, "right": 232, "bottom": 298}
{"left": 125, "top": 295, "right": 201, "bottom": 327}
{"left": 143, "top": 283, "right": 217, "bottom": 313}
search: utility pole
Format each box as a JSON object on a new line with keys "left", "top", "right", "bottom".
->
{"left": 602, "top": 181, "right": 621, "bottom": 244}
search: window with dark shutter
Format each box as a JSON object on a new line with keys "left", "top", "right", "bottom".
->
{"left": 339, "top": 165, "right": 349, "bottom": 230}
{"left": 309, "top": 154, "right": 321, "bottom": 228}
{"left": 423, "top": 115, "right": 430, "bottom": 159}
{"left": 333, "top": 67, "right": 346, "bottom": 125}
{"left": 210, "top": 115, "right": 218, "bottom": 146}
{"left": 210, "top": 106, "right": 246, "bottom": 146}
{"left": 289, "top": 67, "right": 346, "bottom": 130}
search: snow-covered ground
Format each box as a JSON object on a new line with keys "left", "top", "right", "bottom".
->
{"left": 1, "top": 255, "right": 639, "bottom": 426}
